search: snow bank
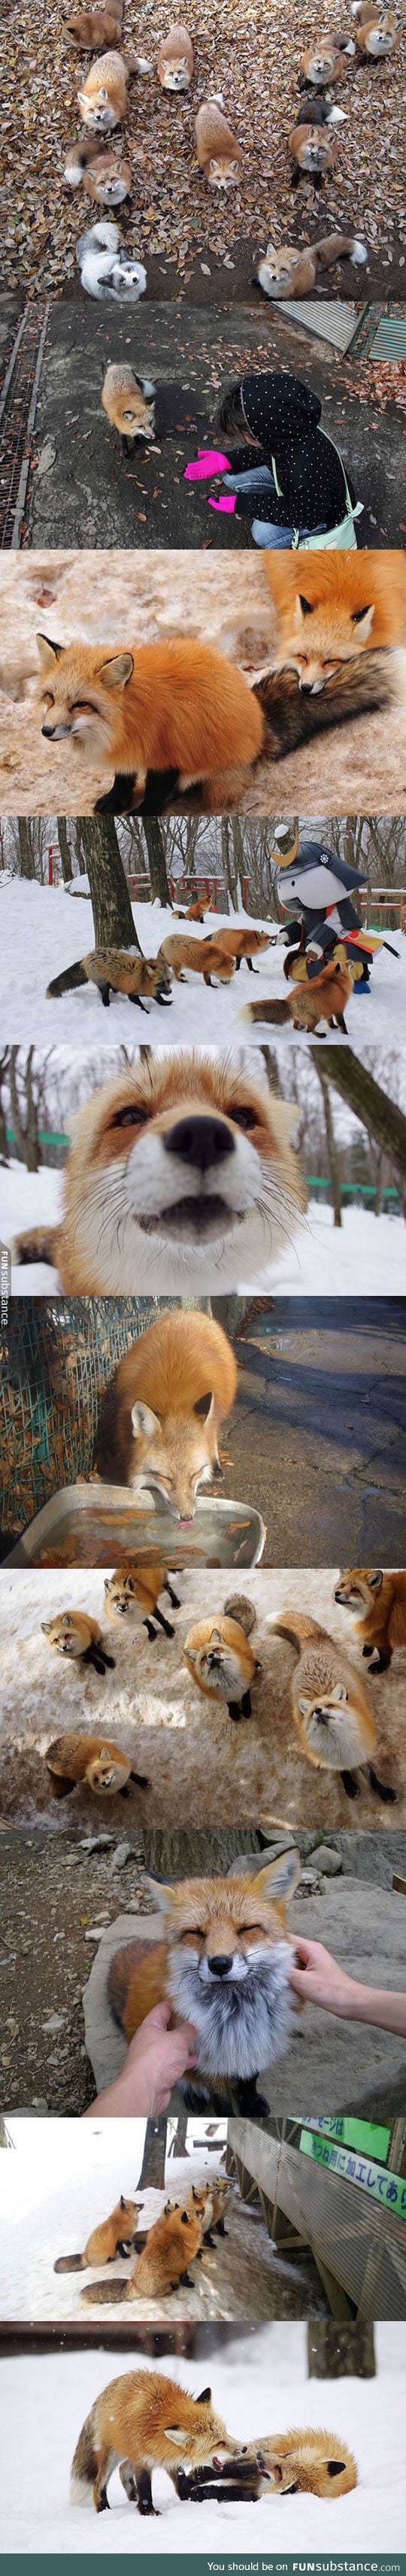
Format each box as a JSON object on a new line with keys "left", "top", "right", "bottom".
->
{"left": 3, "top": 1155, "right": 406, "bottom": 1297}
{"left": 0, "top": 879, "right": 404, "bottom": 1049}
{"left": 1, "top": 2324, "right": 405, "bottom": 2550}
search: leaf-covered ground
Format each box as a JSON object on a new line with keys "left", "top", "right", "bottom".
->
{"left": 2, "top": 0, "right": 406, "bottom": 298}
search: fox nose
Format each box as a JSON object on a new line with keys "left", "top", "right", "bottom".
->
{"left": 208, "top": 1953, "right": 233, "bottom": 1978}
{"left": 162, "top": 1114, "right": 234, "bottom": 1174}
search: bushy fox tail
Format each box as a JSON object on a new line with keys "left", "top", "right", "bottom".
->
{"left": 242, "top": 998, "right": 290, "bottom": 1025}
{"left": 54, "top": 2252, "right": 85, "bottom": 2273}
{"left": 80, "top": 2277, "right": 130, "bottom": 2305}
{"left": 70, "top": 2403, "right": 99, "bottom": 2502}
{"left": 47, "top": 959, "right": 87, "bottom": 997}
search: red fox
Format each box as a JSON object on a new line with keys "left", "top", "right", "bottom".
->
{"left": 44, "top": 1731, "right": 150, "bottom": 1800}
{"left": 157, "top": 25, "right": 194, "bottom": 89}
{"left": 94, "top": 1307, "right": 238, "bottom": 1518}
{"left": 64, "top": 138, "right": 133, "bottom": 201}
{"left": 288, "top": 104, "right": 344, "bottom": 189}
{"left": 269, "top": 1609, "right": 395, "bottom": 1801}
{"left": 183, "top": 1612, "right": 260, "bottom": 1721}
{"left": 184, "top": 2427, "right": 357, "bottom": 2504}
{"left": 108, "top": 1846, "right": 301, "bottom": 2114}
{"left": 70, "top": 2366, "right": 240, "bottom": 2513}
{"left": 354, "top": 10, "right": 401, "bottom": 53}
{"left": 255, "top": 235, "right": 367, "bottom": 298}
{"left": 67, "top": 2, "right": 124, "bottom": 50}
{"left": 298, "top": 41, "right": 353, "bottom": 83}
{"left": 104, "top": 1563, "right": 180, "bottom": 1639}
{"left": 157, "top": 933, "right": 236, "bottom": 985}
{"left": 55, "top": 2194, "right": 142, "bottom": 2272}
{"left": 41, "top": 1609, "right": 115, "bottom": 1674}
{"left": 102, "top": 365, "right": 156, "bottom": 448}
{"left": 263, "top": 550, "right": 406, "bottom": 687}
{"left": 28, "top": 1048, "right": 302, "bottom": 1297}
{"left": 174, "top": 894, "right": 208, "bottom": 920}
{"left": 195, "top": 101, "right": 243, "bottom": 187}
{"left": 35, "top": 634, "right": 265, "bottom": 818}
{"left": 208, "top": 926, "right": 271, "bottom": 972}
{"left": 80, "top": 2187, "right": 214, "bottom": 2304}
{"left": 46, "top": 950, "right": 173, "bottom": 1010}
{"left": 245, "top": 949, "right": 355, "bottom": 1036}
{"left": 335, "top": 1567, "right": 406, "bottom": 1670}
{"left": 77, "top": 49, "right": 151, "bottom": 129}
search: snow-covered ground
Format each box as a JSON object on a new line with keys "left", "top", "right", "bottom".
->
{"left": 0, "top": 2117, "right": 226, "bottom": 2323}
{"left": 3, "top": 1155, "right": 406, "bottom": 1294}
{"left": 1, "top": 879, "right": 404, "bottom": 1049}
{"left": 1, "top": 2322, "right": 405, "bottom": 2552}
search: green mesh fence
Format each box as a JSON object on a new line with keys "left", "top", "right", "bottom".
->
{"left": 0, "top": 1299, "right": 178, "bottom": 1536}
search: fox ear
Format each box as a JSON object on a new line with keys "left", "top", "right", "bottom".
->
{"left": 165, "top": 2429, "right": 192, "bottom": 2447}
{"left": 195, "top": 2387, "right": 211, "bottom": 2405}
{"left": 36, "top": 634, "right": 64, "bottom": 671}
{"left": 131, "top": 1399, "right": 160, "bottom": 1442}
{"left": 194, "top": 1390, "right": 213, "bottom": 1421}
{"left": 144, "top": 1875, "right": 175, "bottom": 1915}
{"left": 369, "top": 1570, "right": 383, "bottom": 1591}
{"left": 98, "top": 652, "right": 134, "bottom": 691}
{"left": 250, "top": 1848, "right": 301, "bottom": 1903}
{"left": 120, "top": 2194, "right": 126, "bottom": 2209}
{"left": 331, "top": 1682, "right": 347, "bottom": 1705}
{"left": 208, "top": 1627, "right": 223, "bottom": 1647}
{"left": 298, "top": 1694, "right": 312, "bottom": 1718}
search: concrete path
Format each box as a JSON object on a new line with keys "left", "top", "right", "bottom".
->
{"left": 226, "top": 1299, "right": 406, "bottom": 1565}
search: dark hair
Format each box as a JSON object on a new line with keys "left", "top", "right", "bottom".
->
{"left": 217, "top": 380, "right": 253, "bottom": 444}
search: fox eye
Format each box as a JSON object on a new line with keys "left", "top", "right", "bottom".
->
{"left": 352, "top": 605, "right": 371, "bottom": 624}
{"left": 181, "top": 1927, "right": 204, "bottom": 1940}
{"left": 111, "top": 1106, "right": 149, "bottom": 1130}
{"left": 43, "top": 692, "right": 54, "bottom": 707}
{"left": 71, "top": 700, "right": 95, "bottom": 713}
{"left": 232, "top": 1103, "right": 257, "bottom": 1131}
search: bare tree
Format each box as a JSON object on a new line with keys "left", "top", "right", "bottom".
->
{"left": 316, "top": 1049, "right": 406, "bottom": 1185}
{"left": 138, "top": 2121, "right": 167, "bottom": 2190}
{"left": 141, "top": 819, "right": 171, "bottom": 908}
{"left": 17, "top": 818, "right": 36, "bottom": 880}
{"left": 8, "top": 1048, "right": 41, "bottom": 1172}
{"left": 57, "top": 818, "right": 74, "bottom": 886}
{"left": 78, "top": 816, "right": 141, "bottom": 950}
{"left": 313, "top": 1063, "right": 342, "bottom": 1229}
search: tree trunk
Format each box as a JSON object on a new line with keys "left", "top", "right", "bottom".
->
{"left": 308, "top": 2323, "right": 375, "bottom": 2378}
{"left": 17, "top": 818, "right": 35, "bottom": 880}
{"left": 314, "top": 1062, "right": 342, "bottom": 1228}
{"left": 57, "top": 818, "right": 73, "bottom": 885}
{"left": 138, "top": 2120, "right": 167, "bottom": 2190}
{"left": 8, "top": 1047, "right": 40, "bottom": 1173}
{"left": 79, "top": 816, "right": 141, "bottom": 949}
{"left": 141, "top": 818, "right": 171, "bottom": 907}
{"left": 311, "top": 1047, "right": 406, "bottom": 1184}
{"left": 168, "top": 2113, "right": 189, "bottom": 2157}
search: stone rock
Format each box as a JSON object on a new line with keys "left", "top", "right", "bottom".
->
{"left": 314, "top": 1845, "right": 343, "bottom": 1875}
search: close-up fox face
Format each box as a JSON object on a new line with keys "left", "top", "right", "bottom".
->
{"left": 183, "top": 1617, "right": 259, "bottom": 1699}
{"left": 36, "top": 636, "right": 129, "bottom": 756}
{"left": 147, "top": 1848, "right": 301, "bottom": 1984}
{"left": 59, "top": 1048, "right": 304, "bottom": 1296}
{"left": 128, "top": 1399, "right": 221, "bottom": 1521}
{"left": 265, "top": 550, "right": 406, "bottom": 691}
{"left": 41, "top": 1614, "right": 83, "bottom": 1656}
{"left": 335, "top": 1568, "right": 383, "bottom": 1612}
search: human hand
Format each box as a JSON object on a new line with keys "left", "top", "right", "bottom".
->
{"left": 288, "top": 1937, "right": 359, "bottom": 2020}
{"left": 123, "top": 2001, "right": 199, "bottom": 2113}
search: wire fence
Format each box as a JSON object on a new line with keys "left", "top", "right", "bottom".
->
{"left": 0, "top": 1299, "right": 172, "bottom": 1535}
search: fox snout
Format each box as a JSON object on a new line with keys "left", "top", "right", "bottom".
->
{"left": 41, "top": 722, "right": 71, "bottom": 739}
{"left": 163, "top": 1113, "right": 235, "bottom": 1174}
{"left": 207, "top": 1952, "right": 234, "bottom": 1978}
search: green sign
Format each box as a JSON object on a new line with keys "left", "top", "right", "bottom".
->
{"left": 302, "top": 2115, "right": 391, "bottom": 2160}
{"left": 299, "top": 2126, "right": 406, "bottom": 2220}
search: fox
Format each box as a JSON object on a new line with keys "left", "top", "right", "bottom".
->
{"left": 183, "top": 2428, "right": 357, "bottom": 2505}
{"left": 195, "top": 101, "right": 243, "bottom": 187}
{"left": 183, "top": 1612, "right": 261, "bottom": 1721}
{"left": 104, "top": 1563, "right": 180, "bottom": 1639}
{"left": 46, "top": 949, "right": 172, "bottom": 1011}
{"left": 94, "top": 1307, "right": 238, "bottom": 1518}
{"left": 44, "top": 1730, "right": 150, "bottom": 1801}
{"left": 156, "top": 933, "right": 235, "bottom": 985}
{"left": 76, "top": 219, "right": 147, "bottom": 297}
{"left": 102, "top": 365, "right": 156, "bottom": 450}
{"left": 80, "top": 2188, "right": 214, "bottom": 2304}
{"left": 108, "top": 1846, "right": 301, "bottom": 2115}
{"left": 65, "top": 138, "right": 133, "bottom": 202}
{"left": 54, "top": 2193, "right": 142, "bottom": 2272}
{"left": 67, "top": 2, "right": 124, "bottom": 50}
{"left": 288, "top": 102, "right": 345, "bottom": 189}
{"left": 244, "top": 949, "right": 355, "bottom": 1037}
{"left": 298, "top": 41, "right": 353, "bottom": 83}
{"left": 335, "top": 1567, "right": 406, "bottom": 1671}
{"left": 35, "top": 634, "right": 265, "bottom": 819}
{"left": 41, "top": 1609, "right": 115, "bottom": 1673}
{"left": 157, "top": 25, "right": 194, "bottom": 88}
{"left": 269, "top": 1609, "right": 396, "bottom": 1801}
{"left": 35, "top": 1048, "right": 304, "bottom": 1296}
{"left": 262, "top": 549, "right": 406, "bottom": 688}
{"left": 70, "top": 2366, "right": 241, "bottom": 2513}
{"left": 208, "top": 926, "right": 271, "bottom": 973}
{"left": 354, "top": 10, "right": 401, "bottom": 53}
{"left": 254, "top": 235, "right": 367, "bottom": 298}
{"left": 174, "top": 894, "right": 208, "bottom": 920}
{"left": 77, "top": 50, "right": 151, "bottom": 130}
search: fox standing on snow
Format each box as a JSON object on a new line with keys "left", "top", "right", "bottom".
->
{"left": 70, "top": 2366, "right": 240, "bottom": 2514}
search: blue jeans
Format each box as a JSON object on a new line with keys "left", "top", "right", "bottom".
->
{"left": 222, "top": 465, "right": 326, "bottom": 549}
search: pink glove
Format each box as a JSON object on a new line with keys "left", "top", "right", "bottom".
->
{"left": 208, "top": 495, "right": 237, "bottom": 514}
{"left": 183, "top": 448, "right": 232, "bottom": 481}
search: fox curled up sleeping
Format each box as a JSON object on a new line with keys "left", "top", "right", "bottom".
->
{"left": 107, "top": 1847, "right": 301, "bottom": 2114}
